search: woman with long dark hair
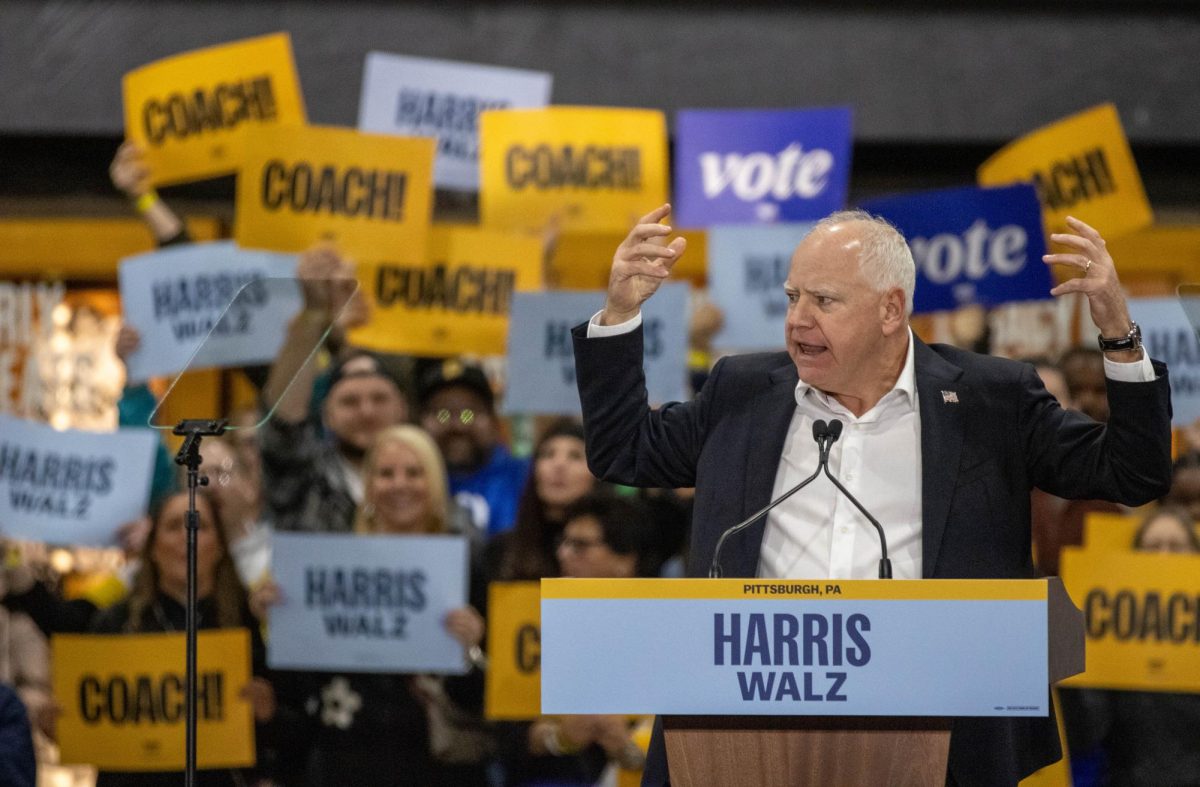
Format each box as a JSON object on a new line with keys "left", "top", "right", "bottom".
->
{"left": 491, "top": 419, "right": 598, "bottom": 582}
{"left": 90, "top": 490, "right": 276, "bottom": 787}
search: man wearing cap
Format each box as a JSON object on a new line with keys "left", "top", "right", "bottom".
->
{"left": 261, "top": 248, "right": 411, "bottom": 533}
{"left": 419, "top": 360, "right": 530, "bottom": 537}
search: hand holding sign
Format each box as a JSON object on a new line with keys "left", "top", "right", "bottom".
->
{"left": 602, "top": 204, "right": 688, "bottom": 325}
{"left": 1043, "top": 216, "right": 1140, "bottom": 359}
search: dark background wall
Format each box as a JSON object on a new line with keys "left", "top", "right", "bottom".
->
{"left": 2, "top": 0, "right": 1198, "bottom": 215}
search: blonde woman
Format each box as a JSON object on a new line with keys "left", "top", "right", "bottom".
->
{"left": 274, "top": 425, "right": 492, "bottom": 787}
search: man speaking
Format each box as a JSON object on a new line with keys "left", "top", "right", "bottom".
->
{"left": 571, "top": 204, "right": 1172, "bottom": 786}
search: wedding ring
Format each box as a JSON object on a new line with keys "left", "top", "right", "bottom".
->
{"left": 1085, "top": 259, "right": 1093, "bottom": 272}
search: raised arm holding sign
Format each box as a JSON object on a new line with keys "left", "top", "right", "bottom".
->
{"left": 570, "top": 204, "right": 1173, "bottom": 786}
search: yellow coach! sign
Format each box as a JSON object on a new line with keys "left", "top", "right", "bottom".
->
{"left": 123, "top": 33, "right": 306, "bottom": 186}
{"left": 1061, "top": 548, "right": 1200, "bottom": 692}
{"left": 978, "top": 103, "right": 1152, "bottom": 240}
{"left": 350, "top": 224, "right": 542, "bottom": 357}
{"left": 53, "top": 629, "right": 255, "bottom": 771}
{"left": 484, "top": 582, "right": 542, "bottom": 720}
{"left": 480, "top": 107, "right": 668, "bottom": 233}
{"left": 235, "top": 125, "right": 435, "bottom": 263}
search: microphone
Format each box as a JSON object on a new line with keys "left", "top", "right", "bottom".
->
{"left": 708, "top": 420, "right": 833, "bottom": 578}
{"left": 820, "top": 419, "right": 893, "bottom": 579}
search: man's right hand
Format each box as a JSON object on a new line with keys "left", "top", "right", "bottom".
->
{"left": 601, "top": 204, "right": 687, "bottom": 326}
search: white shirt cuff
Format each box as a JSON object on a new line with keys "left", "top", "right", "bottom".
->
{"left": 586, "top": 309, "right": 642, "bottom": 338}
{"left": 1104, "top": 352, "right": 1156, "bottom": 383}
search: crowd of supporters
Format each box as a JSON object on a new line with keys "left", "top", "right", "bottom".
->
{"left": 0, "top": 143, "right": 1196, "bottom": 787}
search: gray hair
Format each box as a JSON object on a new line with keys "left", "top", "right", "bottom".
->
{"left": 811, "top": 209, "right": 916, "bottom": 316}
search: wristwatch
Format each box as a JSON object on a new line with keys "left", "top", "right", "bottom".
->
{"left": 1097, "top": 321, "right": 1142, "bottom": 353}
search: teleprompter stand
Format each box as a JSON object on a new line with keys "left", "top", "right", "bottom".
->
{"left": 173, "top": 419, "right": 228, "bottom": 787}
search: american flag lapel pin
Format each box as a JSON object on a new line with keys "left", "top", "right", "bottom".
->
{"left": 941, "top": 390, "right": 959, "bottom": 404}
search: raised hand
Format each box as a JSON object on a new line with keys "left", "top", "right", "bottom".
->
{"left": 601, "top": 204, "right": 687, "bottom": 325}
{"left": 1043, "top": 216, "right": 1140, "bottom": 359}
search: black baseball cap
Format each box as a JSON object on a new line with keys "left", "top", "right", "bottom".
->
{"left": 417, "top": 359, "right": 495, "bottom": 411}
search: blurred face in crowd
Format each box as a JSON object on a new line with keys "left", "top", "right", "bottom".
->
{"left": 152, "top": 494, "right": 222, "bottom": 599}
{"left": 421, "top": 385, "right": 496, "bottom": 473}
{"left": 556, "top": 515, "right": 636, "bottom": 579}
{"left": 1062, "top": 353, "right": 1109, "bottom": 423}
{"left": 1166, "top": 465, "right": 1200, "bottom": 522}
{"left": 784, "top": 222, "right": 906, "bottom": 408}
{"left": 1135, "top": 512, "right": 1197, "bottom": 554}
{"left": 535, "top": 436, "right": 595, "bottom": 514}
{"left": 323, "top": 370, "right": 408, "bottom": 458}
{"left": 366, "top": 439, "right": 434, "bottom": 534}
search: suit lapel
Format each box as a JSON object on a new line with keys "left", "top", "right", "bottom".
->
{"left": 728, "top": 360, "right": 799, "bottom": 577}
{"left": 914, "top": 339, "right": 965, "bottom": 578}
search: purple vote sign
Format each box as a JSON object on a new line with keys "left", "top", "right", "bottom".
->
{"left": 861, "top": 184, "right": 1052, "bottom": 314}
{"left": 674, "top": 107, "right": 853, "bottom": 227}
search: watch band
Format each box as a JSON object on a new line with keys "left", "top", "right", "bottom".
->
{"left": 1097, "top": 321, "right": 1142, "bottom": 352}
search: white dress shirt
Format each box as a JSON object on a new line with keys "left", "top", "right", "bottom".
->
{"left": 587, "top": 310, "right": 1156, "bottom": 580}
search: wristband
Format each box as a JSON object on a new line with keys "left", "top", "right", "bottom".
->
{"left": 134, "top": 190, "right": 160, "bottom": 214}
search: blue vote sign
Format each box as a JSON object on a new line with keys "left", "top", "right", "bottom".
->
{"left": 861, "top": 184, "right": 1052, "bottom": 314}
{"left": 503, "top": 283, "right": 689, "bottom": 415}
{"left": 674, "top": 107, "right": 852, "bottom": 227}
{"left": 268, "top": 533, "right": 470, "bottom": 674}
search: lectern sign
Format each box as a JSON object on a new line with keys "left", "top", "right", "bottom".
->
{"left": 541, "top": 579, "right": 1062, "bottom": 717}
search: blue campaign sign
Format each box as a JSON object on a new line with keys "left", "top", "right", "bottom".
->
{"left": 1129, "top": 297, "right": 1200, "bottom": 427}
{"left": 118, "top": 241, "right": 299, "bottom": 383}
{"left": 861, "top": 184, "right": 1052, "bottom": 314}
{"left": 708, "top": 223, "right": 815, "bottom": 351}
{"left": 503, "top": 283, "right": 689, "bottom": 415}
{"left": 358, "top": 52, "right": 552, "bottom": 191}
{"left": 0, "top": 415, "right": 158, "bottom": 547}
{"left": 674, "top": 107, "right": 852, "bottom": 227}
{"left": 268, "top": 533, "right": 469, "bottom": 674}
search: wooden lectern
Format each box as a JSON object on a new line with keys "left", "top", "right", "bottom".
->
{"left": 541, "top": 577, "right": 1084, "bottom": 787}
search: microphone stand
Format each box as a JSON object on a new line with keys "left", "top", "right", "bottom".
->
{"left": 173, "top": 418, "right": 228, "bottom": 787}
{"left": 821, "top": 420, "right": 893, "bottom": 579}
{"left": 709, "top": 421, "right": 833, "bottom": 578}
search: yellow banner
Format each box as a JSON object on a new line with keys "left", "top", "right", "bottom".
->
{"left": 53, "top": 629, "right": 255, "bottom": 771}
{"left": 549, "top": 229, "right": 708, "bottom": 289}
{"left": 1083, "top": 512, "right": 1141, "bottom": 551}
{"left": 485, "top": 582, "right": 542, "bottom": 720}
{"left": 1061, "top": 548, "right": 1200, "bottom": 692}
{"left": 541, "top": 578, "right": 1048, "bottom": 601}
{"left": 349, "top": 224, "right": 543, "bottom": 356}
{"left": 122, "top": 33, "right": 306, "bottom": 186}
{"left": 978, "top": 104, "right": 1152, "bottom": 240}
{"left": 1107, "top": 225, "right": 1200, "bottom": 276}
{"left": 480, "top": 107, "right": 668, "bottom": 233}
{"left": 234, "top": 124, "right": 435, "bottom": 263}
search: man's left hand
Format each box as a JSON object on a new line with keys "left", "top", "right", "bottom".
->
{"left": 1043, "top": 215, "right": 1141, "bottom": 361}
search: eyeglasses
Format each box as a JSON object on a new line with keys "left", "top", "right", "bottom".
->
{"left": 425, "top": 408, "right": 481, "bottom": 426}
{"left": 556, "top": 535, "right": 606, "bottom": 553}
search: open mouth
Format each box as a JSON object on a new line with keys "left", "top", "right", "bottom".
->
{"left": 797, "top": 343, "right": 827, "bottom": 356}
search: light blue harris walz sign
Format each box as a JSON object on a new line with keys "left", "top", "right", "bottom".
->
{"left": 674, "top": 107, "right": 852, "bottom": 227}
{"left": 708, "top": 223, "right": 816, "bottom": 351}
{"left": 357, "top": 52, "right": 551, "bottom": 191}
{"left": 503, "top": 283, "right": 689, "bottom": 415}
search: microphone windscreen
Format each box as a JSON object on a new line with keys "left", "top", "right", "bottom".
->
{"left": 811, "top": 419, "right": 828, "bottom": 441}
{"left": 828, "top": 419, "right": 844, "bottom": 441}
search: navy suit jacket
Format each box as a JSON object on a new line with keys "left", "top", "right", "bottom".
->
{"left": 572, "top": 324, "right": 1173, "bottom": 786}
